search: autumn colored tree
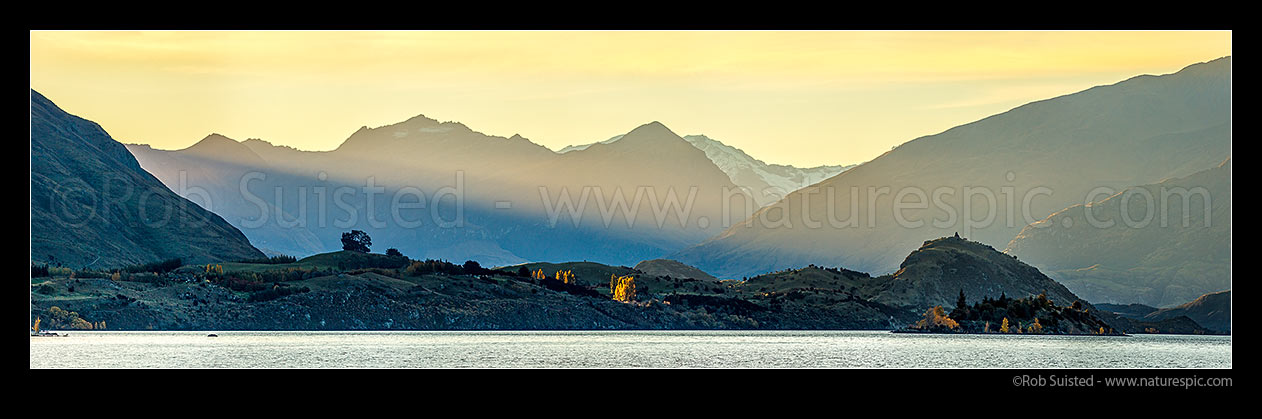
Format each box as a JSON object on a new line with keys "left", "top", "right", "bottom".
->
{"left": 555, "top": 270, "right": 575, "bottom": 284}
{"left": 612, "top": 275, "right": 637, "bottom": 302}
{"left": 913, "top": 306, "right": 960, "bottom": 330}
{"left": 1000, "top": 317, "right": 1010, "bottom": 333}
{"left": 1027, "top": 318, "right": 1043, "bottom": 334}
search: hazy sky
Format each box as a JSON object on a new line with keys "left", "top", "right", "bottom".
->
{"left": 30, "top": 31, "right": 1230, "bottom": 167}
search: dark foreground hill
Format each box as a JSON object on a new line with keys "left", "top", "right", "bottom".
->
{"left": 869, "top": 235, "right": 1083, "bottom": 311}
{"left": 30, "top": 90, "right": 264, "bottom": 268}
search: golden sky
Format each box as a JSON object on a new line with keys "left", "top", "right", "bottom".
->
{"left": 30, "top": 31, "right": 1230, "bottom": 167}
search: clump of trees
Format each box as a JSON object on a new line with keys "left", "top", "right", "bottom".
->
{"left": 337, "top": 253, "right": 409, "bottom": 270}
{"left": 122, "top": 258, "right": 183, "bottom": 274}
{"left": 40, "top": 306, "right": 100, "bottom": 330}
{"left": 1027, "top": 318, "right": 1043, "bottom": 334}
{"left": 406, "top": 259, "right": 465, "bottom": 276}
{"left": 341, "top": 230, "right": 372, "bottom": 253}
{"left": 462, "top": 260, "right": 491, "bottom": 275}
{"left": 32, "top": 264, "right": 50, "bottom": 278}
{"left": 555, "top": 270, "right": 575, "bottom": 284}
{"left": 236, "top": 255, "right": 298, "bottom": 264}
{"left": 911, "top": 306, "right": 960, "bottom": 331}
{"left": 611, "top": 275, "right": 637, "bottom": 302}
{"left": 939, "top": 290, "right": 1114, "bottom": 335}
{"left": 246, "top": 284, "right": 311, "bottom": 302}
{"left": 219, "top": 267, "right": 330, "bottom": 284}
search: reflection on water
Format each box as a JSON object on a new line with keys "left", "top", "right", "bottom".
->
{"left": 29, "top": 330, "right": 1231, "bottom": 368}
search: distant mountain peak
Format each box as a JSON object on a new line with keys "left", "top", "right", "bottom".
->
{"left": 180, "top": 133, "right": 267, "bottom": 165}
{"left": 626, "top": 120, "right": 675, "bottom": 137}
{"left": 402, "top": 113, "right": 440, "bottom": 126}
{"left": 682, "top": 134, "right": 852, "bottom": 206}
{"left": 193, "top": 133, "right": 237, "bottom": 146}
{"left": 600, "top": 121, "right": 689, "bottom": 151}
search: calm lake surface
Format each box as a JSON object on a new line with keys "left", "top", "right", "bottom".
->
{"left": 29, "top": 331, "right": 1231, "bottom": 368}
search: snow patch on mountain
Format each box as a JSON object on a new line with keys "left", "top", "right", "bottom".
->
{"left": 682, "top": 135, "right": 854, "bottom": 206}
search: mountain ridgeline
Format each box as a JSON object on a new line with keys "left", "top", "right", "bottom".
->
{"left": 30, "top": 90, "right": 264, "bottom": 268}
{"left": 1098, "top": 290, "right": 1231, "bottom": 334}
{"left": 1005, "top": 159, "right": 1230, "bottom": 307}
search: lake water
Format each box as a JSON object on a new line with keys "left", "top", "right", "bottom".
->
{"left": 29, "top": 331, "right": 1231, "bottom": 368}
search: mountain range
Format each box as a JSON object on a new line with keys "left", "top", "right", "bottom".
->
{"left": 672, "top": 57, "right": 1232, "bottom": 280}
{"left": 30, "top": 90, "right": 264, "bottom": 268}
{"left": 127, "top": 118, "right": 759, "bottom": 267}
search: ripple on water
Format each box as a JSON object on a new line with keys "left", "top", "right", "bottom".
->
{"left": 29, "top": 330, "right": 1231, "bottom": 368}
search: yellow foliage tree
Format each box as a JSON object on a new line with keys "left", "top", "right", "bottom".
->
{"left": 612, "top": 275, "right": 637, "bottom": 302}
{"left": 1027, "top": 318, "right": 1043, "bottom": 334}
{"left": 1000, "top": 317, "right": 1010, "bottom": 333}
{"left": 110, "top": 272, "right": 121, "bottom": 281}
{"left": 32, "top": 318, "right": 41, "bottom": 333}
{"left": 913, "top": 306, "right": 959, "bottom": 330}
{"left": 555, "top": 270, "right": 575, "bottom": 284}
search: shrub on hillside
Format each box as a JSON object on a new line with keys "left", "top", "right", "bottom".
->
{"left": 237, "top": 255, "right": 298, "bottom": 264}
{"left": 122, "top": 258, "right": 183, "bottom": 274}
{"left": 247, "top": 285, "right": 311, "bottom": 302}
